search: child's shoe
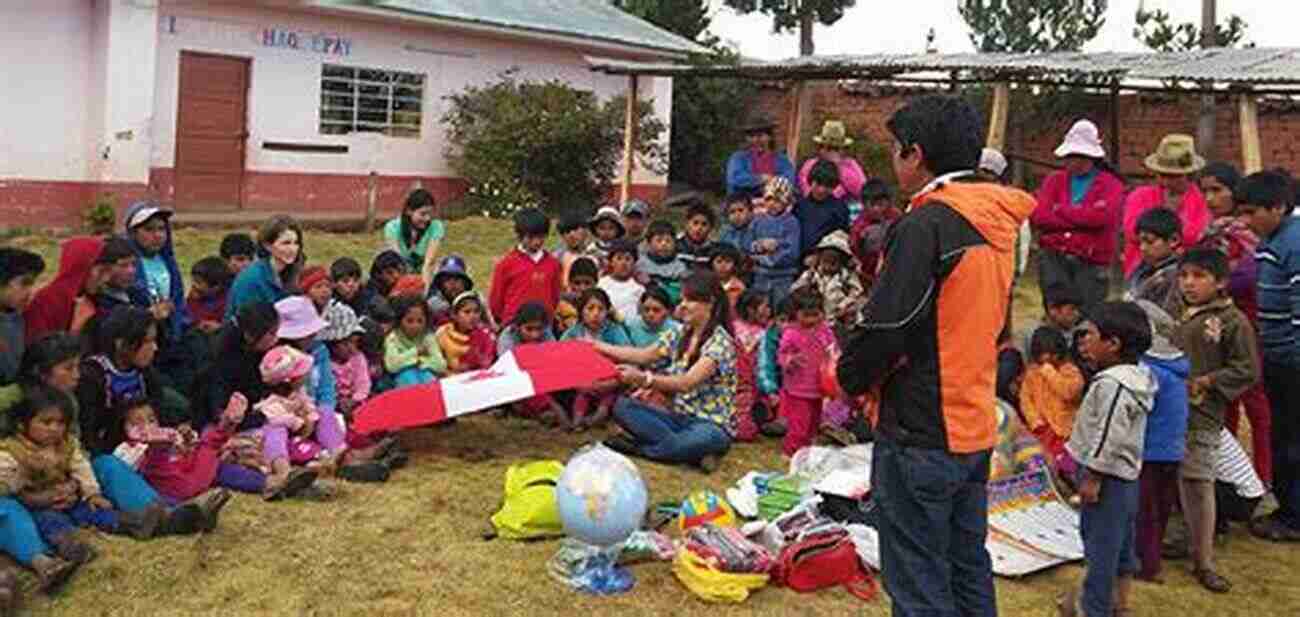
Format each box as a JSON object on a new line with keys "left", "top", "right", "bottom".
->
{"left": 49, "top": 535, "right": 97, "bottom": 566}
{"left": 158, "top": 502, "right": 203, "bottom": 536}
{"left": 29, "top": 555, "right": 77, "bottom": 592}
{"left": 264, "top": 468, "right": 318, "bottom": 501}
{"left": 118, "top": 502, "right": 166, "bottom": 539}
{"left": 186, "top": 488, "right": 232, "bottom": 533}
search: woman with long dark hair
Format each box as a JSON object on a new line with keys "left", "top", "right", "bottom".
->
{"left": 225, "top": 216, "right": 307, "bottom": 321}
{"left": 593, "top": 272, "right": 737, "bottom": 471}
{"left": 383, "top": 189, "right": 445, "bottom": 285}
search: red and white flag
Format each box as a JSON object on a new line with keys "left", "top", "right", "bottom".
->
{"left": 352, "top": 341, "right": 618, "bottom": 434}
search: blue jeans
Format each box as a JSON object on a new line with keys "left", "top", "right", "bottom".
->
{"left": 752, "top": 273, "right": 795, "bottom": 309}
{"left": 871, "top": 437, "right": 995, "bottom": 617}
{"left": 612, "top": 397, "right": 730, "bottom": 465}
{"left": 395, "top": 367, "right": 436, "bottom": 388}
{"left": 32, "top": 502, "right": 119, "bottom": 541}
{"left": 0, "top": 497, "right": 49, "bottom": 565}
{"left": 92, "top": 454, "right": 161, "bottom": 513}
{"left": 1078, "top": 471, "right": 1140, "bottom": 617}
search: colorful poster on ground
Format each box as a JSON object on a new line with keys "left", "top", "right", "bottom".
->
{"left": 985, "top": 468, "right": 1083, "bottom": 577}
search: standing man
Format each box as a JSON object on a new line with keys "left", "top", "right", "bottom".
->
{"left": 725, "top": 115, "right": 796, "bottom": 197}
{"left": 837, "top": 95, "right": 1035, "bottom": 617}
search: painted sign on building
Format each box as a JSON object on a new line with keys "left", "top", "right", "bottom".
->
{"left": 261, "top": 27, "right": 352, "bottom": 56}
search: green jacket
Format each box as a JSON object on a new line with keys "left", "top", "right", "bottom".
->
{"left": 384, "top": 330, "right": 446, "bottom": 376}
{"left": 1172, "top": 297, "right": 1260, "bottom": 432}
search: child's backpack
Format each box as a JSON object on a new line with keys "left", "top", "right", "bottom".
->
{"left": 489, "top": 460, "right": 565, "bottom": 540}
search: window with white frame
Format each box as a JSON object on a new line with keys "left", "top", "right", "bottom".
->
{"left": 320, "top": 64, "right": 424, "bottom": 138}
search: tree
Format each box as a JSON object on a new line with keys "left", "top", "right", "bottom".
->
{"left": 611, "top": 0, "right": 714, "bottom": 44}
{"left": 721, "top": 0, "right": 858, "bottom": 56}
{"left": 1132, "top": 6, "right": 1249, "bottom": 52}
{"left": 959, "top": 0, "right": 1108, "bottom": 53}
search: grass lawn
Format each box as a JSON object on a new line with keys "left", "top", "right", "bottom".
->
{"left": 6, "top": 220, "right": 1299, "bottom": 616}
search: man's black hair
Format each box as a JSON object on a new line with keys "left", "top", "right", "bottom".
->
{"left": 191, "top": 256, "right": 232, "bottom": 289}
{"left": 885, "top": 95, "right": 983, "bottom": 176}
{"left": 607, "top": 239, "right": 639, "bottom": 261}
{"left": 97, "top": 236, "right": 136, "bottom": 265}
{"left": 646, "top": 220, "right": 676, "bottom": 240}
{"left": 1043, "top": 285, "right": 1082, "bottom": 310}
{"left": 1029, "top": 327, "right": 1069, "bottom": 360}
{"left": 1236, "top": 169, "right": 1296, "bottom": 217}
{"left": 330, "top": 257, "right": 362, "bottom": 281}
{"left": 723, "top": 193, "right": 752, "bottom": 212}
{"left": 513, "top": 208, "right": 551, "bottom": 237}
{"left": 569, "top": 257, "right": 599, "bottom": 283}
{"left": 557, "top": 210, "right": 591, "bottom": 234}
{"left": 219, "top": 233, "right": 257, "bottom": 259}
{"left": 1089, "top": 301, "right": 1153, "bottom": 363}
{"left": 684, "top": 200, "right": 717, "bottom": 228}
{"left": 1180, "top": 246, "right": 1230, "bottom": 281}
{"left": 808, "top": 159, "right": 841, "bottom": 189}
{"left": 0, "top": 248, "right": 44, "bottom": 287}
{"left": 1135, "top": 206, "right": 1182, "bottom": 242}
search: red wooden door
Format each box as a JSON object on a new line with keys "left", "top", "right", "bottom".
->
{"left": 174, "top": 52, "right": 249, "bottom": 210}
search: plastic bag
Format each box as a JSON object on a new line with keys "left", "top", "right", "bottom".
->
{"left": 617, "top": 530, "right": 676, "bottom": 565}
{"left": 547, "top": 539, "right": 635, "bottom": 595}
{"left": 672, "top": 548, "right": 769, "bottom": 603}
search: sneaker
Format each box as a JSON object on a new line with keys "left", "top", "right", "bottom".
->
{"left": 30, "top": 555, "right": 77, "bottom": 592}
{"left": 50, "top": 535, "right": 97, "bottom": 566}
{"left": 337, "top": 461, "right": 390, "bottom": 483}
{"left": 187, "top": 488, "right": 233, "bottom": 533}
{"left": 118, "top": 503, "right": 166, "bottom": 540}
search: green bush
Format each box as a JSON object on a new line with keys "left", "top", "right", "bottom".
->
{"left": 83, "top": 193, "right": 117, "bottom": 234}
{"left": 441, "top": 70, "right": 666, "bottom": 218}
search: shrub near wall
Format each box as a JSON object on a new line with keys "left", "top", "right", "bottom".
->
{"left": 441, "top": 70, "right": 666, "bottom": 218}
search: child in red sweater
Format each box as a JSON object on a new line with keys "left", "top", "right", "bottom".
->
{"left": 186, "top": 257, "right": 230, "bottom": 335}
{"left": 778, "top": 289, "right": 838, "bottom": 456}
{"left": 489, "top": 208, "right": 562, "bottom": 327}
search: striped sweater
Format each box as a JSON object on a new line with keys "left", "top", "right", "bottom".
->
{"left": 1255, "top": 216, "right": 1300, "bottom": 366}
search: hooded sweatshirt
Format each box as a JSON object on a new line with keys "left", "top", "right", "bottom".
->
{"left": 24, "top": 236, "right": 104, "bottom": 341}
{"left": 838, "top": 177, "right": 1036, "bottom": 453}
{"left": 122, "top": 202, "right": 191, "bottom": 341}
{"left": 1141, "top": 352, "right": 1190, "bottom": 462}
{"left": 1066, "top": 364, "right": 1157, "bottom": 481}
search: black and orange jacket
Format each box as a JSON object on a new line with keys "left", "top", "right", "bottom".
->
{"left": 838, "top": 178, "right": 1035, "bottom": 453}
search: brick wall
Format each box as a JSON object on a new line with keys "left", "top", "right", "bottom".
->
{"left": 756, "top": 83, "right": 1300, "bottom": 184}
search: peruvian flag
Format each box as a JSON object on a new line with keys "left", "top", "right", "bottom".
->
{"left": 352, "top": 341, "right": 618, "bottom": 434}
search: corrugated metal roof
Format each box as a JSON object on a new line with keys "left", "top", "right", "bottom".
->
{"left": 320, "top": 0, "right": 708, "bottom": 56}
{"left": 588, "top": 48, "right": 1300, "bottom": 86}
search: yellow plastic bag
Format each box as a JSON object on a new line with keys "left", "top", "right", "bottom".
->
{"left": 672, "top": 549, "right": 769, "bottom": 603}
{"left": 489, "top": 460, "right": 565, "bottom": 540}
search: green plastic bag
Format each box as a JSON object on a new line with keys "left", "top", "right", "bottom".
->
{"left": 490, "top": 460, "right": 565, "bottom": 541}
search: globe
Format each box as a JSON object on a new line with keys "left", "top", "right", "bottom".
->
{"left": 555, "top": 443, "right": 649, "bottom": 547}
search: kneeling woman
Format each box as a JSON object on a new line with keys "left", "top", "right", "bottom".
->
{"left": 593, "top": 272, "right": 737, "bottom": 472}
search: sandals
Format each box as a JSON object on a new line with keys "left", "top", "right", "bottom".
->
{"left": 1193, "top": 568, "right": 1232, "bottom": 593}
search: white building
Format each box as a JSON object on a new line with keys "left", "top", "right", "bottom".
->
{"left": 0, "top": 0, "right": 697, "bottom": 227}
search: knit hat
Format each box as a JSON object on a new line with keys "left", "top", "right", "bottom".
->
{"left": 814, "top": 230, "right": 852, "bottom": 260}
{"left": 588, "top": 206, "right": 626, "bottom": 238}
{"left": 299, "top": 265, "right": 330, "bottom": 292}
{"left": 432, "top": 255, "right": 473, "bottom": 292}
{"left": 764, "top": 176, "right": 794, "bottom": 205}
{"left": 1055, "top": 119, "right": 1106, "bottom": 159}
{"left": 259, "top": 345, "right": 314, "bottom": 385}
{"left": 320, "top": 301, "right": 366, "bottom": 342}
{"left": 389, "top": 274, "right": 427, "bottom": 299}
{"left": 274, "top": 296, "right": 327, "bottom": 340}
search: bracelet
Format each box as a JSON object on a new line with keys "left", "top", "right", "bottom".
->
{"left": 643, "top": 371, "right": 654, "bottom": 388}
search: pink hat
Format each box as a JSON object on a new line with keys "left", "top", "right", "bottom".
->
{"left": 1054, "top": 119, "right": 1106, "bottom": 159}
{"left": 259, "top": 345, "right": 314, "bottom": 385}
{"left": 275, "top": 296, "right": 327, "bottom": 340}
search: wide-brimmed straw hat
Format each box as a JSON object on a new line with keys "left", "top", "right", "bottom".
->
{"left": 1144, "top": 134, "right": 1206, "bottom": 176}
{"left": 1054, "top": 119, "right": 1107, "bottom": 159}
{"left": 812, "top": 120, "right": 853, "bottom": 148}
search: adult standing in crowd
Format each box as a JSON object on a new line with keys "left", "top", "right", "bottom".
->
{"left": 1122, "top": 134, "right": 1211, "bottom": 276}
{"left": 383, "top": 188, "right": 445, "bottom": 287}
{"left": 726, "top": 115, "right": 796, "bottom": 197}
{"left": 838, "top": 94, "right": 1035, "bottom": 617}
{"left": 798, "top": 120, "right": 867, "bottom": 206}
{"left": 1030, "top": 120, "right": 1126, "bottom": 308}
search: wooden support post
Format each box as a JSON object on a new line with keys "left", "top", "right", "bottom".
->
{"left": 1109, "top": 83, "right": 1122, "bottom": 169}
{"left": 986, "top": 82, "right": 1010, "bottom": 151}
{"left": 786, "top": 81, "right": 807, "bottom": 163}
{"left": 1239, "top": 92, "right": 1262, "bottom": 174}
{"left": 620, "top": 75, "right": 639, "bottom": 205}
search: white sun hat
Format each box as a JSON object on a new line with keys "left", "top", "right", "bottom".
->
{"left": 1054, "top": 119, "right": 1106, "bottom": 159}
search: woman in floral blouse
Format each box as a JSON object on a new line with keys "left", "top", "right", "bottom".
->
{"left": 594, "top": 272, "right": 737, "bottom": 473}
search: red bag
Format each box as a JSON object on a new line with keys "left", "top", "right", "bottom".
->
{"left": 774, "top": 529, "right": 877, "bottom": 601}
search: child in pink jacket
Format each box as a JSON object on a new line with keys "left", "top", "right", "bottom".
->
{"left": 778, "top": 289, "right": 838, "bottom": 456}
